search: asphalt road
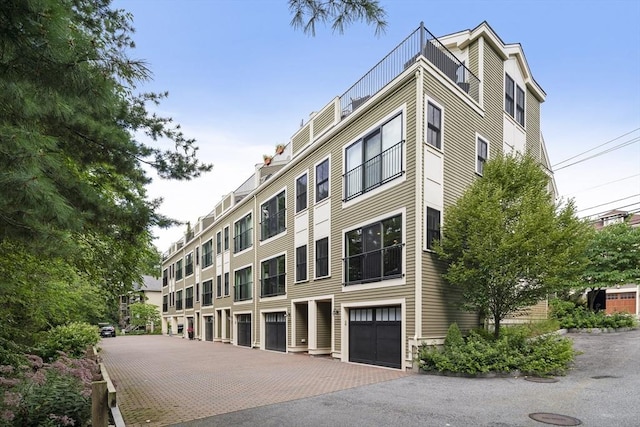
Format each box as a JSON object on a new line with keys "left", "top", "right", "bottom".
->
{"left": 174, "top": 329, "right": 639, "bottom": 427}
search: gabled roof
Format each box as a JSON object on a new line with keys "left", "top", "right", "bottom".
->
{"left": 135, "top": 275, "right": 162, "bottom": 292}
{"left": 437, "top": 21, "right": 546, "bottom": 102}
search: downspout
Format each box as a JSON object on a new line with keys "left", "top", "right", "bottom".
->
{"left": 414, "top": 66, "right": 424, "bottom": 356}
{"left": 253, "top": 193, "right": 258, "bottom": 348}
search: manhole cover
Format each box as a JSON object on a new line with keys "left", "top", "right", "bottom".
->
{"left": 529, "top": 412, "right": 582, "bottom": 426}
{"left": 525, "top": 377, "right": 559, "bottom": 383}
{"left": 591, "top": 375, "right": 620, "bottom": 379}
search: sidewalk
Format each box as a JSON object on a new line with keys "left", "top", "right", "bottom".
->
{"left": 100, "top": 336, "right": 409, "bottom": 426}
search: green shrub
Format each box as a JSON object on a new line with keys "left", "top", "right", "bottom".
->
{"left": 550, "top": 298, "right": 637, "bottom": 330}
{"left": 39, "top": 322, "right": 100, "bottom": 361}
{"left": 418, "top": 322, "right": 575, "bottom": 376}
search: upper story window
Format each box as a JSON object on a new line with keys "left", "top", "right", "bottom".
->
{"left": 426, "top": 103, "right": 441, "bottom": 150}
{"left": 234, "top": 266, "right": 252, "bottom": 302}
{"left": 234, "top": 213, "right": 253, "bottom": 253}
{"left": 175, "top": 259, "right": 183, "bottom": 280}
{"left": 344, "top": 214, "right": 402, "bottom": 285}
{"left": 316, "top": 159, "right": 329, "bottom": 202}
{"left": 216, "top": 275, "right": 222, "bottom": 298}
{"left": 344, "top": 113, "right": 403, "bottom": 201}
{"left": 296, "top": 173, "right": 308, "bottom": 213}
{"left": 162, "top": 295, "right": 168, "bottom": 312}
{"left": 176, "top": 289, "right": 183, "bottom": 310}
{"left": 515, "top": 86, "right": 525, "bottom": 127}
{"left": 216, "top": 231, "right": 222, "bottom": 254}
{"left": 224, "top": 272, "right": 230, "bottom": 296}
{"left": 261, "top": 254, "right": 286, "bottom": 297}
{"left": 162, "top": 269, "right": 168, "bottom": 287}
{"left": 185, "top": 286, "right": 194, "bottom": 309}
{"left": 295, "top": 245, "right": 307, "bottom": 282}
{"left": 185, "top": 252, "right": 194, "bottom": 276}
{"left": 261, "top": 191, "right": 286, "bottom": 241}
{"left": 426, "top": 207, "right": 441, "bottom": 250}
{"left": 315, "top": 237, "right": 329, "bottom": 278}
{"left": 223, "top": 226, "right": 229, "bottom": 251}
{"left": 202, "top": 239, "right": 213, "bottom": 267}
{"left": 202, "top": 280, "right": 213, "bottom": 306}
{"left": 476, "top": 137, "right": 488, "bottom": 175}
{"left": 505, "top": 73, "right": 525, "bottom": 127}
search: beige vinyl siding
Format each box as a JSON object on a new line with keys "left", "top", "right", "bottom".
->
{"left": 295, "top": 303, "right": 308, "bottom": 346}
{"left": 215, "top": 204, "right": 222, "bottom": 217}
{"left": 222, "top": 194, "right": 232, "bottom": 211}
{"left": 477, "top": 41, "right": 504, "bottom": 157}
{"left": 292, "top": 123, "right": 311, "bottom": 155}
{"left": 317, "top": 301, "right": 332, "bottom": 348}
{"left": 467, "top": 40, "right": 481, "bottom": 103}
{"left": 313, "top": 103, "right": 336, "bottom": 137}
{"left": 525, "top": 94, "right": 541, "bottom": 160}
{"left": 504, "top": 299, "right": 548, "bottom": 322}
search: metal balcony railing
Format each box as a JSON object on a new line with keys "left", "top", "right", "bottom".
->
{"left": 340, "top": 23, "right": 480, "bottom": 118}
{"left": 260, "top": 209, "right": 286, "bottom": 241}
{"left": 234, "top": 282, "right": 253, "bottom": 302}
{"left": 261, "top": 274, "right": 286, "bottom": 297}
{"left": 234, "top": 228, "right": 253, "bottom": 253}
{"left": 344, "top": 243, "right": 403, "bottom": 285}
{"left": 344, "top": 140, "right": 404, "bottom": 201}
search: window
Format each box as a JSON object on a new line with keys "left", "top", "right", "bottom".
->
{"left": 202, "top": 280, "right": 213, "bottom": 306}
{"left": 476, "top": 137, "right": 488, "bottom": 175}
{"left": 195, "top": 247, "right": 199, "bottom": 266}
{"left": 426, "top": 207, "right": 441, "bottom": 250}
{"left": 261, "top": 255, "right": 286, "bottom": 297}
{"left": 344, "top": 113, "right": 403, "bottom": 201}
{"left": 345, "top": 215, "right": 402, "bottom": 285}
{"left": 295, "top": 245, "right": 307, "bottom": 282}
{"left": 224, "top": 226, "right": 229, "bottom": 251}
{"left": 195, "top": 282, "right": 200, "bottom": 302}
{"left": 234, "top": 213, "right": 253, "bottom": 253}
{"left": 216, "top": 275, "right": 222, "bottom": 298}
{"left": 162, "top": 295, "right": 168, "bottom": 312}
{"left": 261, "top": 191, "right": 286, "bottom": 240}
{"left": 216, "top": 231, "right": 222, "bottom": 254}
{"left": 185, "top": 287, "right": 194, "bottom": 309}
{"left": 176, "top": 290, "right": 183, "bottom": 310}
{"left": 185, "top": 253, "right": 194, "bottom": 276}
{"left": 234, "top": 267, "right": 252, "bottom": 301}
{"left": 296, "top": 173, "right": 308, "bottom": 213}
{"left": 316, "top": 159, "right": 329, "bottom": 202}
{"left": 515, "top": 85, "right": 525, "bottom": 126}
{"left": 202, "top": 239, "right": 213, "bottom": 267}
{"left": 162, "top": 269, "right": 168, "bottom": 287}
{"left": 426, "top": 103, "right": 441, "bottom": 149}
{"left": 315, "top": 238, "right": 329, "bottom": 278}
{"left": 175, "top": 259, "right": 183, "bottom": 280}
{"left": 505, "top": 74, "right": 515, "bottom": 117}
{"left": 224, "top": 272, "right": 230, "bottom": 296}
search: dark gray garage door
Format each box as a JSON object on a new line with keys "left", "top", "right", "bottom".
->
{"left": 349, "top": 306, "right": 401, "bottom": 368}
{"left": 237, "top": 314, "right": 251, "bottom": 347}
{"left": 265, "top": 312, "right": 286, "bottom": 352}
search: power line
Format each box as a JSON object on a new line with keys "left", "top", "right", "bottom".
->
{"left": 576, "top": 195, "right": 640, "bottom": 214}
{"left": 554, "top": 137, "right": 640, "bottom": 172}
{"left": 552, "top": 127, "right": 640, "bottom": 167}
{"left": 563, "top": 173, "right": 640, "bottom": 196}
{"left": 587, "top": 206, "right": 640, "bottom": 222}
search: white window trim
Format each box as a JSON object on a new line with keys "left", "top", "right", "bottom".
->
{"left": 201, "top": 238, "right": 214, "bottom": 271}
{"left": 341, "top": 207, "right": 406, "bottom": 292}
{"left": 223, "top": 224, "right": 230, "bottom": 253}
{"left": 260, "top": 308, "right": 289, "bottom": 351}
{"left": 232, "top": 263, "right": 253, "bottom": 303}
{"left": 425, "top": 96, "right": 445, "bottom": 153}
{"left": 233, "top": 209, "right": 254, "bottom": 256}
{"left": 294, "top": 169, "right": 309, "bottom": 214}
{"left": 294, "top": 244, "right": 309, "bottom": 284}
{"left": 258, "top": 250, "right": 288, "bottom": 301}
{"left": 424, "top": 206, "right": 442, "bottom": 253}
{"left": 314, "top": 155, "right": 331, "bottom": 205}
{"left": 475, "top": 132, "right": 490, "bottom": 176}
{"left": 314, "top": 236, "right": 331, "bottom": 280}
{"left": 259, "top": 186, "right": 288, "bottom": 246}
{"left": 184, "top": 251, "right": 194, "bottom": 278}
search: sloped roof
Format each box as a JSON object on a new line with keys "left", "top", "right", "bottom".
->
{"left": 135, "top": 275, "right": 162, "bottom": 292}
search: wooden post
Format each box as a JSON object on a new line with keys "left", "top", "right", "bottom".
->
{"left": 92, "top": 380, "right": 108, "bottom": 427}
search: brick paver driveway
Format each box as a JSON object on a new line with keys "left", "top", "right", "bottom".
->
{"left": 100, "top": 336, "right": 409, "bottom": 426}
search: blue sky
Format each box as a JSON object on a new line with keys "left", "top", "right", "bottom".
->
{"left": 113, "top": 0, "right": 640, "bottom": 252}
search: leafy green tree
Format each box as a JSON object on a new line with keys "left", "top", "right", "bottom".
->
{"left": 581, "top": 222, "right": 640, "bottom": 309}
{"left": 129, "top": 302, "right": 161, "bottom": 331}
{"left": 289, "top": 0, "right": 387, "bottom": 36}
{"left": 435, "top": 155, "right": 591, "bottom": 337}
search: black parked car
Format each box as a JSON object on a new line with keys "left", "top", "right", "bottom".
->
{"left": 100, "top": 325, "right": 116, "bottom": 338}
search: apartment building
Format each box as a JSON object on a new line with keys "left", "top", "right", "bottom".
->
{"left": 161, "top": 22, "right": 552, "bottom": 370}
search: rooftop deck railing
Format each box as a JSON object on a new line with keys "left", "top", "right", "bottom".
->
{"left": 340, "top": 22, "right": 480, "bottom": 118}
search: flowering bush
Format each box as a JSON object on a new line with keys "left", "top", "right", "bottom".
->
{"left": 0, "top": 353, "right": 98, "bottom": 426}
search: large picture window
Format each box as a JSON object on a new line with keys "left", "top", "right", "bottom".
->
{"left": 261, "top": 191, "right": 286, "bottom": 240}
{"left": 234, "top": 213, "right": 253, "bottom": 253}
{"left": 344, "top": 113, "right": 403, "bottom": 201}
{"left": 234, "top": 267, "right": 252, "bottom": 301}
{"left": 261, "top": 255, "right": 286, "bottom": 297}
{"left": 202, "top": 239, "right": 213, "bottom": 267}
{"left": 344, "top": 215, "right": 402, "bottom": 285}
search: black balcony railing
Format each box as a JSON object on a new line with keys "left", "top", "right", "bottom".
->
{"left": 234, "top": 282, "right": 253, "bottom": 301}
{"left": 202, "top": 292, "right": 213, "bottom": 306}
{"left": 261, "top": 274, "right": 286, "bottom": 297}
{"left": 340, "top": 23, "right": 480, "bottom": 118}
{"left": 185, "top": 263, "right": 193, "bottom": 277}
{"left": 234, "top": 228, "right": 253, "bottom": 253}
{"left": 185, "top": 296, "right": 193, "bottom": 309}
{"left": 344, "top": 243, "right": 403, "bottom": 285}
{"left": 344, "top": 140, "right": 404, "bottom": 201}
{"left": 202, "top": 252, "right": 213, "bottom": 268}
{"left": 260, "top": 209, "right": 286, "bottom": 241}
{"left": 176, "top": 299, "right": 183, "bottom": 311}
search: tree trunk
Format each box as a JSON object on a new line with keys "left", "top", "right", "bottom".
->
{"left": 493, "top": 314, "right": 501, "bottom": 339}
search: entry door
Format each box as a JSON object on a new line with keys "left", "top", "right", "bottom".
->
{"left": 349, "top": 306, "right": 401, "bottom": 368}
{"left": 237, "top": 314, "right": 251, "bottom": 347}
{"left": 265, "top": 312, "right": 286, "bottom": 352}
{"left": 204, "top": 316, "right": 213, "bottom": 341}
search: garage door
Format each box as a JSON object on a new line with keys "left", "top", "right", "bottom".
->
{"left": 265, "top": 312, "right": 286, "bottom": 352}
{"left": 349, "top": 306, "right": 401, "bottom": 368}
{"left": 237, "top": 314, "right": 251, "bottom": 347}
